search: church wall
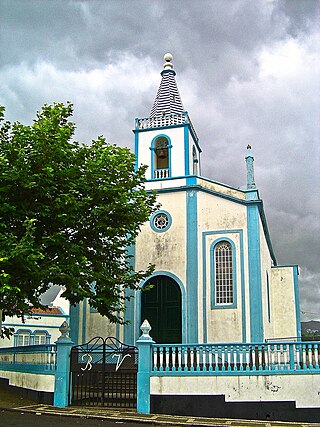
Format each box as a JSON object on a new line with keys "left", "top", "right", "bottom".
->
{"left": 197, "top": 191, "right": 248, "bottom": 343}
{"left": 134, "top": 190, "right": 187, "bottom": 341}
{"left": 270, "top": 266, "right": 298, "bottom": 340}
{"left": 258, "top": 218, "right": 274, "bottom": 340}
{"left": 85, "top": 309, "right": 117, "bottom": 342}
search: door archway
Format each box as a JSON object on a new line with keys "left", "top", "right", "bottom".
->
{"left": 141, "top": 275, "right": 182, "bottom": 344}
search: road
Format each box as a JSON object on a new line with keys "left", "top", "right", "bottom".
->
{"left": 0, "top": 410, "right": 157, "bottom": 427}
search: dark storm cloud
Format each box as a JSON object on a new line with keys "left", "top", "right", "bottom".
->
{"left": 0, "top": 0, "right": 319, "bottom": 320}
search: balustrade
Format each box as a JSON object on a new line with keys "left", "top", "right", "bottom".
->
{"left": 152, "top": 342, "right": 320, "bottom": 374}
{"left": 0, "top": 344, "right": 57, "bottom": 370}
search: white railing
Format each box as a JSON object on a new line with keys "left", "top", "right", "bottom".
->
{"left": 152, "top": 342, "right": 320, "bottom": 374}
{"left": 136, "top": 112, "right": 199, "bottom": 141}
{"left": 154, "top": 168, "right": 170, "bottom": 179}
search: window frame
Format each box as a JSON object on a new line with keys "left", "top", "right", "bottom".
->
{"left": 150, "top": 134, "right": 172, "bottom": 179}
{"left": 150, "top": 210, "right": 172, "bottom": 233}
{"left": 210, "top": 237, "right": 237, "bottom": 309}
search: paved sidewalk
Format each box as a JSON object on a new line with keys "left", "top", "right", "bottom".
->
{"left": 2, "top": 403, "right": 319, "bottom": 427}
{"left": 1, "top": 388, "right": 320, "bottom": 427}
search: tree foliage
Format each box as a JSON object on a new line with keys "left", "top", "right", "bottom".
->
{"left": 0, "top": 103, "right": 156, "bottom": 331}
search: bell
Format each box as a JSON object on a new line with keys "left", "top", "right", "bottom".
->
{"left": 157, "top": 149, "right": 166, "bottom": 159}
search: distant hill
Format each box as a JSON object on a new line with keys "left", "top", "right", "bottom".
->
{"left": 301, "top": 321, "right": 320, "bottom": 333}
{"left": 301, "top": 321, "right": 320, "bottom": 341}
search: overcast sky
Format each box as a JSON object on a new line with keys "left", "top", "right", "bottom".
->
{"left": 1, "top": 0, "right": 319, "bottom": 322}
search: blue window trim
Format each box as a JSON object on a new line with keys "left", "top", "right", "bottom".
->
{"left": 150, "top": 210, "right": 172, "bottom": 233}
{"left": 14, "top": 328, "right": 50, "bottom": 346}
{"left": 150, "top": 134, "right": 172, "bottom": 180}
{"left": 210, "top": 237, "right": 237, "bottom": 310}
{"left": 202, "top": 230, "right": 246, "bottom": 343}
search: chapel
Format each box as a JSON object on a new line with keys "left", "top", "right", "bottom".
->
{"left": 70, "top": 54, "right": 300, "bottom": 346}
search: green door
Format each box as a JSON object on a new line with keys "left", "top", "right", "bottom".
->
{"left": 141, "top": 275, "right": 182, "bottom": 344}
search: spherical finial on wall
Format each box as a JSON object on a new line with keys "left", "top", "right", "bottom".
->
{"left": 163, "top": 53, "right": 173, "bottom": 70}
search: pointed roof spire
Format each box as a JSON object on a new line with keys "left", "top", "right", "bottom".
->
{"left": 150, "top": 53, "right": 185, "bottom": 117}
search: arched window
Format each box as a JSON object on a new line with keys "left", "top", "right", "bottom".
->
{"left": 151, "top": 135, "right": 171, "bottom": 179}
{"left": 155, "top": 136, "right": 169, "bottom": 169}
{"left": 215, "top": 241, "right": 234, "bottom": 305}
{"left": 192, "top": 145, "right": 198, "bottom": 175}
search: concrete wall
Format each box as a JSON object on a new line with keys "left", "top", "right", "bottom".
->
{"left": 151, "top": 373, "right": 320, "bottom": 408}
{"left": 0, "top": 370, "right": 55, "bottom": 392}
{"left": 271, "top": 266, "right": 298, "bottom": 339}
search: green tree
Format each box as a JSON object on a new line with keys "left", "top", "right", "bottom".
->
{"left": 0, "top": 103, "right": 156, "bottom": 335}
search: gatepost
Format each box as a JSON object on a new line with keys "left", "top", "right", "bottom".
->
{"left": 54, "top": 321, "right": 74, "bottom": 407}
{"left": 136, "top": 320, "right": 154, "bottom": 414}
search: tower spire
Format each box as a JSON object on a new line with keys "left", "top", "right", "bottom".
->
{"left": 150, "top": 53, "right": 184, "bottom": 117}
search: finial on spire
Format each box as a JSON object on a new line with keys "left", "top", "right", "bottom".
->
{"left": 163, "top": 52, "right": 173, "bottom": 70}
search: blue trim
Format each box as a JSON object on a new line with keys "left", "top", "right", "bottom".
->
{"left": 246, "top": 190, "right": 259, "bottom": 201}
{"left": 186, "top": 190, "right": 198, "bottom": 342}
{"left": 136, "top": 271, "right": 187, "bottom": 344}
{"left": 134, "top": 130, "right": 139, "bottom": 171}
{"left": 202, "top": 230, "right": 246, "bottom": 343}
{"left": 8, "top": 323, "right": 65, "bottom": 329}
{"left": 150, "top": 134, "right": 172, "bottom": 180}
{"left": 82, "top": 299, "right": 87, "bottom": 344}
{"left": 150, "top": 210, "right": 172, "bottom": 233}
{"left": 124, "top": 243, "right": 135, "bottom": 345}
{"left": 69, "top": 304, "right": 80, "bottom": 345}
{"left": 293, "top": 265, "right": 301, "bottom": 339}
{"left": 0, "top": 364, "right": 56, "bottom": 373}
{"left": 186, "top": 176, "right": 197, "bottom": 185}
{"left": 184, "top": 125, "right": 190, "bottom": 176}
{"left": 210, "top": 238, "right": 237, "bottom": 309}
{"left": 247, "top": 205, "right": 263, "bottom": 341}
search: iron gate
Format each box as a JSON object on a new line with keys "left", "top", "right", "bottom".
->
{"left": 69, "top": 336, "right": 138, "bottom": 407}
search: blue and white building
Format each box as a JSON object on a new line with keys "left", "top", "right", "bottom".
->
{"left": 70, "top": 53, "right": 301, "bottom": 348}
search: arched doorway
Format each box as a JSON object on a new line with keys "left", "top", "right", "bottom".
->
{"left": 141, "top": 275, "right": 182, "bottom": 343}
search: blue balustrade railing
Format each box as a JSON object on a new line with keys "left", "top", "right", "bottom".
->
{"left": 0, "top": 344, "right": 57, "bottom": 372}
{"left": 151, "top": 342, "right": 320, "bottom": 375}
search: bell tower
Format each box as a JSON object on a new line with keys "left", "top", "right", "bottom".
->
{"left": 134, "top": 53, "right": 201, "bottom": 183}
